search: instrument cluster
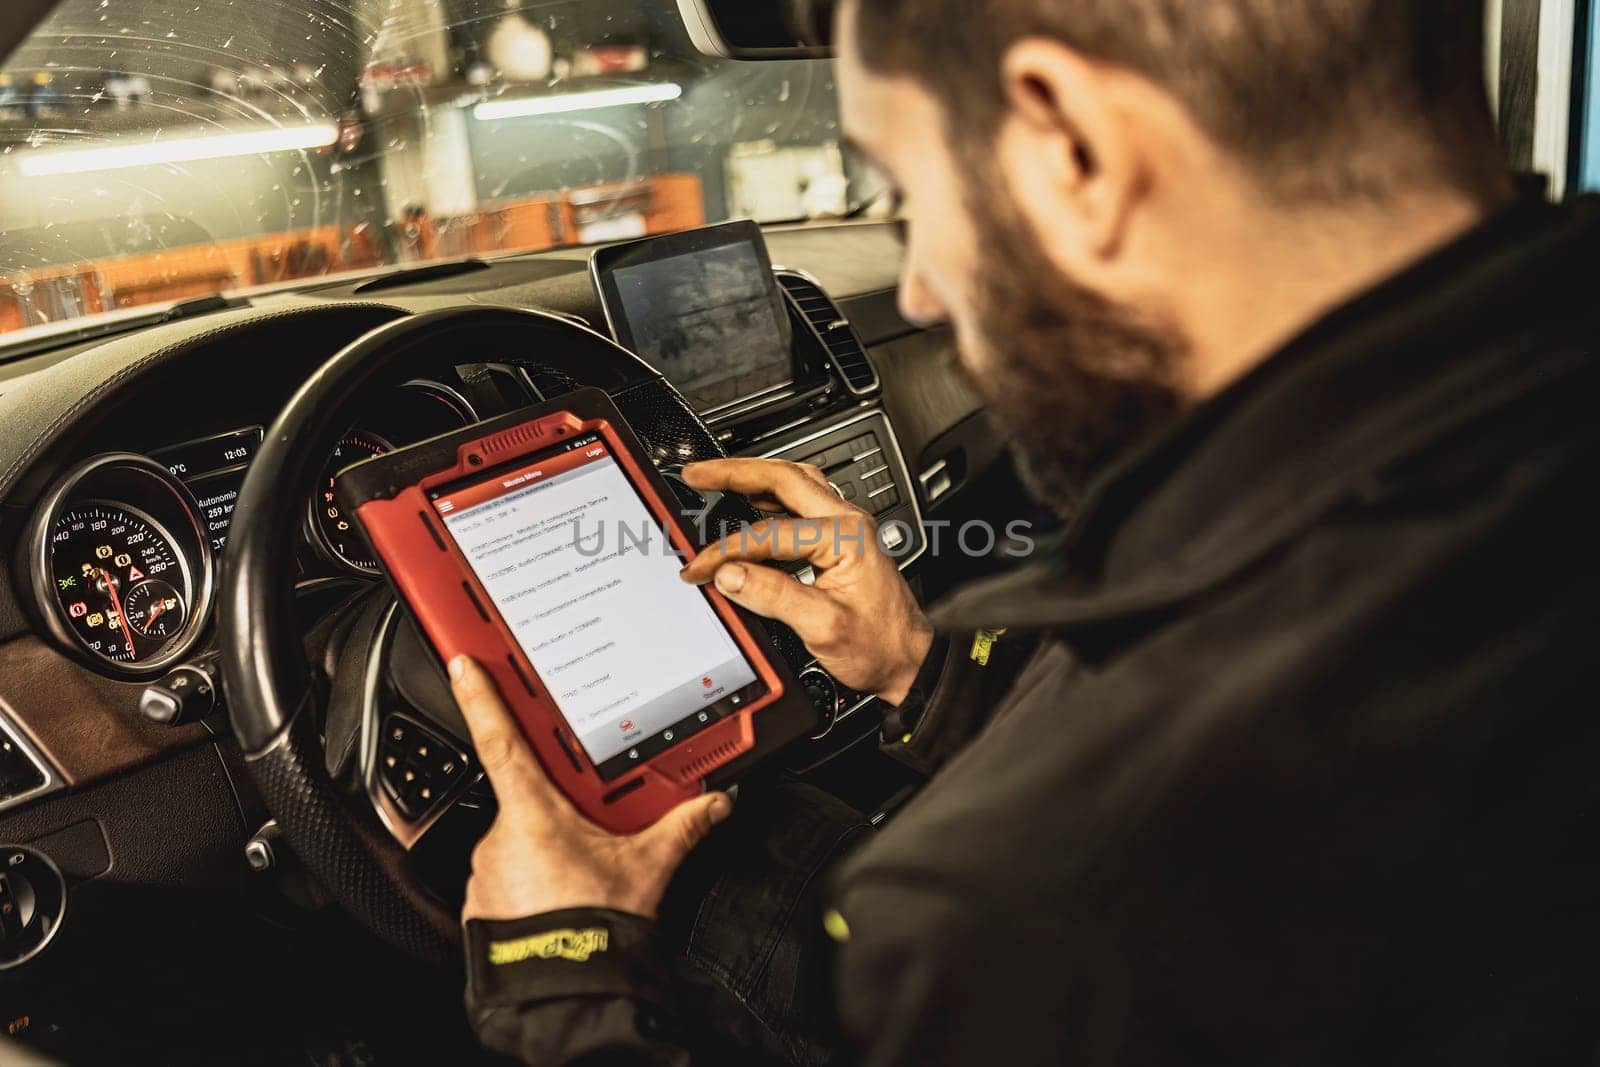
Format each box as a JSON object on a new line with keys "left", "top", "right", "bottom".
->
{"left": 24, "top": 380, "right": 476, "bottom": 676}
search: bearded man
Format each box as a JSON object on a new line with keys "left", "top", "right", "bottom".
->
{"left": 446, "top": 1, "right": 1600, "bottom": 1063}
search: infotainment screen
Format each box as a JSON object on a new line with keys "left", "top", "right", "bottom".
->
{"left": 430, "top": 431, "right": 765, "bottom": 779}
{"left": 593, "top": 220, "right": 794, "bottom": 413}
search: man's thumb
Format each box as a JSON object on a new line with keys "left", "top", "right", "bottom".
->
{"left": 641, "top": 791, "right": 734, "bottom": 866}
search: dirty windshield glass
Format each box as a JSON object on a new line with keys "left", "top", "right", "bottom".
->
{"left": 0, "top": 0, "right": 879, "bottom": 341}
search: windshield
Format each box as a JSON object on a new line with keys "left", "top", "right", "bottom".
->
{"left": 0, "top": 0, "right": 882, "bottom": 339}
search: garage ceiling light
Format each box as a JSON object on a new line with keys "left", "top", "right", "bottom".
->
{"left": 473, "top": 83, "right": 682, "bottom": 121}
{"left": 15, "top": 122, "right": 341, "bottom": 178}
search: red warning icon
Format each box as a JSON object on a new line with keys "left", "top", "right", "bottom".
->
{"left": 127, "top": 565, "right": 145, "bottom": 581}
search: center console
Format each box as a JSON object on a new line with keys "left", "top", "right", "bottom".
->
{"left": 591, "top": 222, "right": 925, "bottom": 743}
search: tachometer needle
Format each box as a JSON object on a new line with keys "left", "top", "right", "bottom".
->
{"left": 98, "top": 567, "right": 135, "bottom": 648}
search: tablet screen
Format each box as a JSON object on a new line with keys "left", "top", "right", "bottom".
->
{"left": 430, "top": 432, "right": 765, "bottom": 779}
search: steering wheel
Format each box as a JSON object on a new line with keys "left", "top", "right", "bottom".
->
{"left": 219, "top": 306, "right": 744, "bottom": 963}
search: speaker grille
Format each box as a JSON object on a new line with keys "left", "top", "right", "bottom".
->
{"left": 666, "top": 738, "right": 742, "bottom": 783}
{"left": 479, "top": 423, "right": 547, "bottom": 457}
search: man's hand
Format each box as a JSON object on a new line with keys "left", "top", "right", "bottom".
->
{"left": 680, "top": 458, "right": 934, "bottom": 705}
{"left": 450, "top": 655, "right": 733, "bottom": 922}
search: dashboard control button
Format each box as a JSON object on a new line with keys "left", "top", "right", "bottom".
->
{"left": 820, "top": 444, "right": 854, "bottom": 470}
{"left": 244, "top": 821, "right": 281, "bottom": 873}
{"left": 869, "top": 486, "right": 900, "bottom": 513}
{"left": 139, "top": 659, "right": 219, "bottom": 726}
{"left": 848, "top": 435, "right": 881, "bottom": 461}
{"left": 863, "top": 474, "right": 894, "bottom": 497}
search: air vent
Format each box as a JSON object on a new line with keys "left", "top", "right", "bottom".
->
{"left": 0, "top": 718, "right": 51, "bottom": 811}
{"left": 776, "top": 270, "right": 881, "bottom": 396}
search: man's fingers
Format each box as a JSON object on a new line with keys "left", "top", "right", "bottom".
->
{"left": 449, "top": 656, "right": 566, "bottom": 815}
{"left": 682, "top": 459, "right": 849, "bottom": 519}
{"left": 681, "top": 518, "right": 805, "bottom": 579}
{"left": 638, "top": 791, "right": 734, "bottom": 869}
{"left": 743, "top": 465, "right": 829, "bottom": 513}
{"left": 707, "top": 560, "right": 841, "bottom": 646}
{"left": 680, "top": 515, "right": 873, "bottom": 584}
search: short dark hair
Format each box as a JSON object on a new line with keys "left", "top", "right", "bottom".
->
{"left": 844, "top": 0, "right": 1505, "bottom": 201}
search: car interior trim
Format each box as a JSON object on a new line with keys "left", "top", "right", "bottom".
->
{"left": 0, "top": 707, "right": 60, "bottom": 815}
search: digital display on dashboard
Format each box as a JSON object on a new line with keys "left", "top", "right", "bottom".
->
{"left": 594, "top": 221, "right": 795, "bottom": 413}
{"left": 151, "top": 427, "right": 262, "bottom": 552}
{"left": 431, "top": 432, "right": 765, "bottom": 779}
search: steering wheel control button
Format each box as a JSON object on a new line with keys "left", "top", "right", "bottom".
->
{"left": 139, "top": 661, "right": 218, "bottom": 726}
{"left": 0, "top": 847, "right": 66, "bottom": 970}
{"left": 379, "top": 713, "right": 470, "bottom": 821}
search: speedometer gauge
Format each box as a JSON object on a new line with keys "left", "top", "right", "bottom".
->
{"left": 48, "top": 505, "right": 189, "bottom": 662}
{"left": 27, "top": 454, "right": 213, "bottom": 677}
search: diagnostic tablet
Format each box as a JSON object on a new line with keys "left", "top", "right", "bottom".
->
{"left": 338, "top": 389, "right": 816, "bottom": 832}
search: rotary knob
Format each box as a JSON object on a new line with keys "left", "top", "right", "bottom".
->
{"left": 799, "top": 667, "right": 839, "bottom": 739}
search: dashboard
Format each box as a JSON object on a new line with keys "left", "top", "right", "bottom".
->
{"left": 0, "top": 217, "right": 998, "bottom": 870}
{"left": 0, "top": 221, "right": 997, "bottom": 1017}
{"left": 22, "top": 379, "right": 480, "bottom": 678}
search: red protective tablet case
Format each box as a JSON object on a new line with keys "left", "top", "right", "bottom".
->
{"left": 337, "top": 388, "right": 817, "bottom": 833}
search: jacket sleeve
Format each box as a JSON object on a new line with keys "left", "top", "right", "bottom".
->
{"left": 464, "top": 908, "right": 690, "bottom": 1066}
{"left": 879, "top": 628, "right": 1039, "bottom": 776}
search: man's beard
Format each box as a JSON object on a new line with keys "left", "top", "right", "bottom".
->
{"left": 958, "top": 188, "right": 1188, "bottom": 515}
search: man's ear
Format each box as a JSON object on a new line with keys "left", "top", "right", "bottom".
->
{"left": 997, "top": 38, "right": 1147, "bottom": 260}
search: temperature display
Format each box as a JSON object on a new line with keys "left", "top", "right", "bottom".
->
{"left": 151, "top": 427, "right": 261, "bottom": 552}
{"left": 152, "top": 427, "right": 262, "bottom": 482}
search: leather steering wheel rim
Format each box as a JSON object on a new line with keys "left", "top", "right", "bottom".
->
{"left": 220, "top": 305, "right": 670, "bottom": 962}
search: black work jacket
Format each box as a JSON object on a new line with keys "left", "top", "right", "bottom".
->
{"left": 466, "top": 196, "right": 1600, "bottom": 1066}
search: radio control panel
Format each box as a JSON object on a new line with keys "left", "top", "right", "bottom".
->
{"left": 767, "top": 410, "right": 926, "bottom": 568}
